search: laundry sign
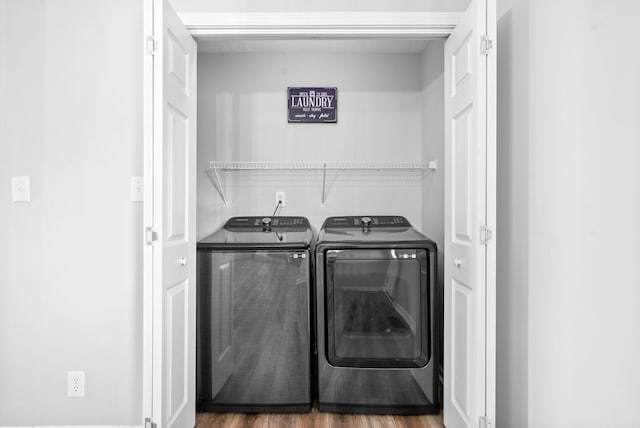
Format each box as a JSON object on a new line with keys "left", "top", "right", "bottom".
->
{"left": 288, "top": 87, "right": 337, "bottom": 123}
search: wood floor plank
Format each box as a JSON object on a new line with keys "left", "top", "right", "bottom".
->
{"left": 195, "top": 409, "right": 444, "bottom": 428}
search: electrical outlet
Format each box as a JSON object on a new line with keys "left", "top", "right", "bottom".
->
{"left": 11, "top": 176, "right": 31, "bottom": 202}
{"left": 130, "top": 176, "right": 144, "bottom": 202}
{"left": 67, "top": 371, "right": 85, "bottom": 397}
{"left": 275, "top": 191, "right": 286, "bottom": 207}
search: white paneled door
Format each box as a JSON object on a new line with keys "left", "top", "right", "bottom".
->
{"left": 443, "top": 0, "right": 495, "bottom": 427}
{"left": 144, "top": 0, "right": 197, "bottom": 427}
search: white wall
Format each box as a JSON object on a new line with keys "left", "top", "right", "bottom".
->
{"left": 197, "top": 50, "right": 431, "bottom": 236}
{"left": 496, "top": 0, "right": 529, "bottom": 426}
{"left": 0, "top": 0, "right": 142, "bottom": 425}
{"left": 528, "top": 1, "right": 640, "bottom": 426}
{"left": 497, "top": 0, "right": 640, "bottom": 427}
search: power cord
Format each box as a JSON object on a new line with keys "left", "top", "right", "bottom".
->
{"left": 272, "top": 200, "right": 282, "bottom": 217}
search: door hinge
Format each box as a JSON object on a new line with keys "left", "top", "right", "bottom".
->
{"left": 479, "top": 416, "right": 492, "bottom": 428}
{"left": 480, "top": 225, "right": 493, "bottom": 245}
{"left": 481, "top": 35, "right": 493, "bottom": 55}
{"left": 145, "top": 36, "right": 158, "bottom": 56}
{"left": 145, "top": 227, "right": 158, "bottom": 246}
{"left": 144, "top": 417, "right": 156, "bottom": 428}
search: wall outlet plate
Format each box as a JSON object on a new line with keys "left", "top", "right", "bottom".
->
{"left": 67, "top": 371, "right": 85, "bottom": 397}
{"left": 275, "top": 191, "right": 286, "bottom": 207}
{"left": 130, "top": 176, "right": 144, "bottom": 202}
{"left": 12, "top": 176, "right": 31, "bottom": 202}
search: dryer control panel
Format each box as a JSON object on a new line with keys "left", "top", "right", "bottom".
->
{"left": 322, "top": 216, "right": 412, "bottom": 229}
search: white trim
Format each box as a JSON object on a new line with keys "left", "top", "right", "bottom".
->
{"left": 484, "top": 0, "right": 497, "bottom": 424}
{"left": 142, "top": 0, "right": 154, "bottom": 425}
{"left": 0, "top": 426, "right": 142, "bottom": 428}
{"left": 179, "top": 12, "right": 462, "bottom": 38}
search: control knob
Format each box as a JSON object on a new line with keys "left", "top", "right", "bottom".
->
{"left": 262, "top": 217, "right": 272, "bottom": 231}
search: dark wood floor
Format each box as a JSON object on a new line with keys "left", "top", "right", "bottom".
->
{"left": 196, "top": 407, "right": 444, "bottom": 428}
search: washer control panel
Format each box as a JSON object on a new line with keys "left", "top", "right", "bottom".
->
{"left": 225, "top": 216, "right": 310, "bottom": 230}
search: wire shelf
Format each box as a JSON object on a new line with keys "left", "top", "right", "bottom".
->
{"left": 209, "top": 161, "right": 433, "bottom": 171}
{"left": 206, "top": 160, "right": 437, "bottom": 207}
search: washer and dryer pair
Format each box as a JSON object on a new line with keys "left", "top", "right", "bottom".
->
{"left": 197, "top": 215, "right": 438, "bottom": 415}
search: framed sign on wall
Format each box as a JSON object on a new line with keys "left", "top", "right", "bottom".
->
{"left": 288, "top": 87, "right": 337, "bottom": 123}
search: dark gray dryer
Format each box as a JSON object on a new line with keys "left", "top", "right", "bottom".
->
{"left": 315, "top": 215, "right": 438, "bottom": 415}
{"left": 197, "top": 216, "right": 313, "bottom": 413}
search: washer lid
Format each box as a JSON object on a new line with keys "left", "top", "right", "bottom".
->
{"left": 318, "top": 215, "right": 433, "bottom": 244}
{"left": 198, "top": 216, "right": 313, "bottom": 249}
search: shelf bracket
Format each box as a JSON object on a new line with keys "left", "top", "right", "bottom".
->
{"left": 321, "top": 162, "right": 328, "bottom": 206}
{"left": 206, "top": 165, "right": 229, "bottom": 207}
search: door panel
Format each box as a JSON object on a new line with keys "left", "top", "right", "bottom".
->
{"left": 452, "top": 279, "right": 471, "bottom": 421}
{"left": 444, "top": 0, "right": 491, "bottom": 427}
{"left": 452, "top": 34, "right": 472, "bottom": 93}
{"left": 167, "top": 280, "right": 188, "bottom": 420}
{"left": 166, "top": 106, "right": 188, "bottom": 242}
{"left": 168, "top": 30, "right": 189, "bottom": 92}
{"left": 453, "top": 105, "right": 473, "bottom": 245}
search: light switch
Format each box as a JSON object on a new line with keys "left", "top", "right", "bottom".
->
{"left": 12, "top": 176, "right": 31, "bottom": 202}
{"left": 131, "top": 177, "right": 144, "bottom": 202}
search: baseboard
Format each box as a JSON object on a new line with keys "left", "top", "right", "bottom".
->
{"left": 0, "top": 425, "right": 142, "bottom": 428}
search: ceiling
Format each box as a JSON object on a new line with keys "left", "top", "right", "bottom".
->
{"left": 196, "top": 38, "right": 433, "bottom": 54}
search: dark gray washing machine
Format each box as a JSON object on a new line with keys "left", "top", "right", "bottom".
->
{"left": 197, "top": 216, "right": 313, "bottom": 413}
{"left": 315, "top": 216, "right": 439, "bottom": 414}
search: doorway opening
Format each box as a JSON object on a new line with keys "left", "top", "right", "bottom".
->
{"left": 143, "top": 4, "right": 495, "bottom": 428}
